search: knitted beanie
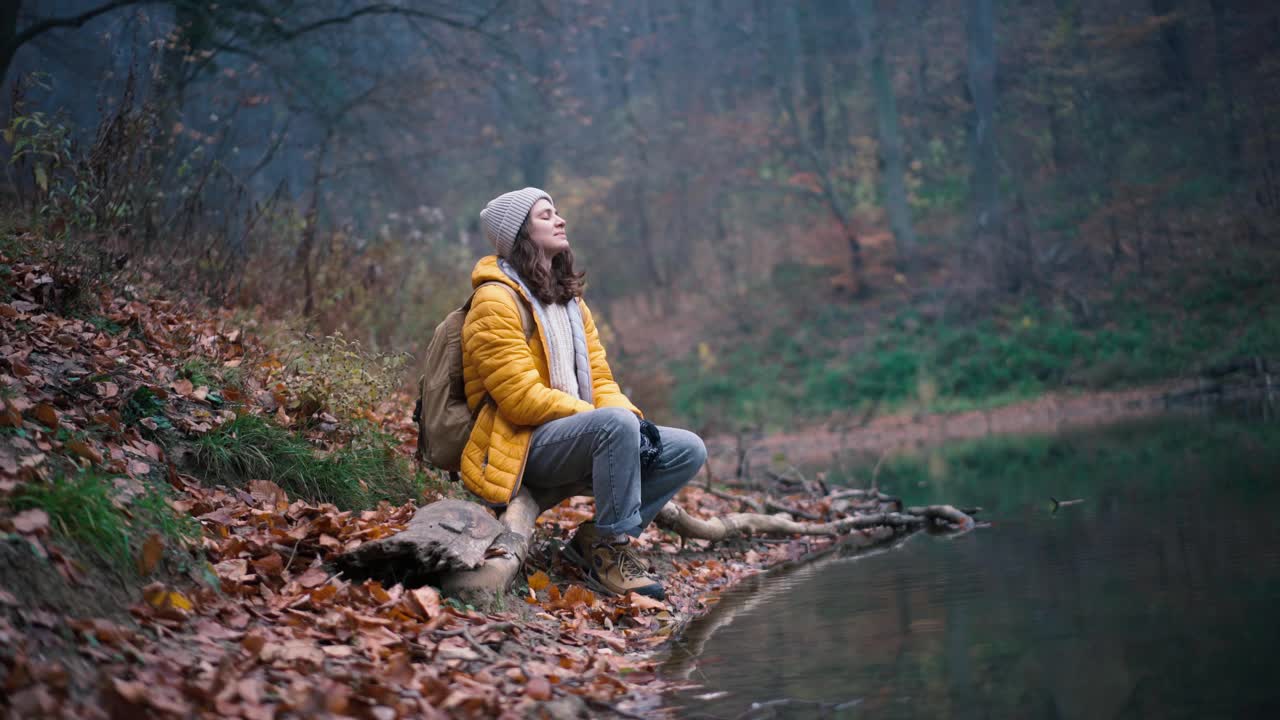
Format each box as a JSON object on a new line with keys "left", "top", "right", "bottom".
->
{"left": 479, "top": 187, "right": 552, "bottom": 258}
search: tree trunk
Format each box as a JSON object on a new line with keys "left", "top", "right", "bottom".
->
{"left": 966, "top": 0, "right": 1003, "bottom": 286}
{"left": 1151, "top": 0, "right": 1193, "bottom": 101}
{"left": 775, "top": 3, "right": 864, "bottom": 292}
{"left": 1209, "top": 0, "right": 1242, "bottom": 180}
{"left": 854, "top": 0, "right": 918, "bottom": 262}
{"left": 0, "top": 1, "right": 20, "bottom": 88}
{"left": 797, "top": 6, "right": 827, "bottom": 150}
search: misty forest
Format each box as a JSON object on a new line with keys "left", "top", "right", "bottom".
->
{"left": 1, "top": 1, "right": 1278, "bottom": 718}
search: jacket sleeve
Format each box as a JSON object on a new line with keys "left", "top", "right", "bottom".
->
{"left": 580, "top": 300, "right": 643, "bottom": 419}
{"left": 463, "top": 286, "right": 593, "bottom": 426}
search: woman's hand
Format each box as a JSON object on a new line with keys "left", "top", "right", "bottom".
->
{"left": 639, "top": 419, "right": 662, "bottom": 470}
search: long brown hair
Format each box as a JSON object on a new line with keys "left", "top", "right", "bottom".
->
{"left": 507, "top": 219, "right": 586, "bottom": 304}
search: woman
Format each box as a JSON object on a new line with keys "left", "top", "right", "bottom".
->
{"left": 460, "top": 187, "right": 705, "bottom": 601}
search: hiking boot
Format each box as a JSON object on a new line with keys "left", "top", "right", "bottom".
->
{"left": 565, "top": 522, "right": 665, "bottom": 600}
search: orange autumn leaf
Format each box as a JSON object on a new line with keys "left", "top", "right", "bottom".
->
{"left": 66, "top": 439, "right": 102, "bottom": 464}
{"left": 409, "top": 586, "right": 442, "bottom": 618}
{"left": 33, "top": 403, "right": 59, "bottom": 429}
{"left": 241, "top": 631, "right": 267, "bottom": 655}
{"left": 527, "top": 570, "right": 551, "bottom": 592}
{"left": 137, "top": 532, "right": 164, "bottom": 575}
{"left": 251, "top": 553, "right": 284, "bottom": 578}
{"left": 366, "top": 581, "right": 392, "bottom": 604}
{"left": 563, "top": 585, "right": 596, "bottom": 607}
{"left": 626, "top": 592, "right": 667, "bottom": 611}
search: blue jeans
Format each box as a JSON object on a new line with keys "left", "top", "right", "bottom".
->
{"left": 523, "top": 408, "right": 706, "bottom": 537}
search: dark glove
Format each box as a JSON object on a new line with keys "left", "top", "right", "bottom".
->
{"left": 639, "top": 419, "right": 662, "bottom": 470}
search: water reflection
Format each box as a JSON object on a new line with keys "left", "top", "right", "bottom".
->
{"left": 664, "top": 413, "right": 1280, "bottom": 719}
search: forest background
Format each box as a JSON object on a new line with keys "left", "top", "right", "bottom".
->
{"left": 5, "top": 0, "right": 1279, "bottom": 439}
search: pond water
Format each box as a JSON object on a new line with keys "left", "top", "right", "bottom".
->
{"left": 663, "top": 406, "right": 1280, "bottom": 719}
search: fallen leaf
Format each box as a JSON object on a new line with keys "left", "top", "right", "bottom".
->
{"left": 143, "top": 584, "right": 194, "bottom": 612}
{"left": 12, "top": 508, "right": 50, "bottom": 534}
{"left": 0, "top": 406, "right": 21, "bottom": 427}
{"left": 366, "top": 581, "right": 391, "bottom": 604}
{"left": 32, "top": 404, "right": 58, "bottom": 429}
{"left": 95, "top": 382, "right": 119, "bottom": 398}
{"left": 171, "top": 378, "right": 194, "bottom": 396}
{"left": 295, "top": 566, "right": 328, "bottom": 588}
{"left": 525, "top": 676, "right": 553, "bottom": 701}
{"left": 19, "top": 453, "right": 45, "bottom": 469}
{"left": 214, "top": 559, "right": 250, "bottom": 582}
{"left": 527, "top": 570, "right": 551, "bottom": 592}
{"left": 66, "top": 439, "right": 103, "bottom": 464}
{"left": 137, "top": 532, "right": 164, "bottom": 575}
{"left": 111, "top": 678, "right": 148, "bottom": 704}
{"left": 310, "top": 584, "right": 338, "bottom": 603}
{"left": 626, "top": 592, "right": 667, "bottom": 611}
{"left": 241, "top": 632, "right": 267, "bottom": 656}
{"left": 251, "top": 553, "right": 284, "bottom": 578}
{"left": 248, "top": 479, "right": 287, "bottom": 508}
{"left": 409, "top": 586, "right": 442, "bottom": 619}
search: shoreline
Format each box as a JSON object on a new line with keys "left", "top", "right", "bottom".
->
{"left": 702, "top": 379, "right": 1266, "bottom": 478}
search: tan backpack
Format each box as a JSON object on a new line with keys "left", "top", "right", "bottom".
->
{"left": 414, "top": 281, "right": 533, "bottom": 474}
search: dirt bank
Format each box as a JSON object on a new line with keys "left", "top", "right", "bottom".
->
{"left": 706, "top": 381, "right": 1214, "bottom": 478}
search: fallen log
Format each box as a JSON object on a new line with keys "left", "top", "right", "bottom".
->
{"left": 440, "top": 488, "right": 538, "bottom": 602}
{"left": 335, "top": 491, "right": 539, "bottom": 600}
{"left": 334, "top": 499, "right": 504, "bottom": 587}
{"left": 335, "top": 491, "right": 974, "bottom": 601}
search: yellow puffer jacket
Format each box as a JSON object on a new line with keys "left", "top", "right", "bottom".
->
{"left": 460, "top": 256, "right": 641, "bottom": 504}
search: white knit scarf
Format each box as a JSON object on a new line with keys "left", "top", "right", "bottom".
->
{"left": 498, "top": 259, "right": 594, "bottom": 404}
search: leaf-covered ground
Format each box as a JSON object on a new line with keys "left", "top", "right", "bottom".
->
{"left": 0, "top": 241, "right": 903, "bottom": 718}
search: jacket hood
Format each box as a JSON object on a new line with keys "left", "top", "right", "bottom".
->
{"left": 470, "top": 255, "right": 517, "bottom": 289}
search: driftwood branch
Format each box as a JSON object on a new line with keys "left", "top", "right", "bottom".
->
{"left": 654, "top": 502, "right": 972, "bottom": 541}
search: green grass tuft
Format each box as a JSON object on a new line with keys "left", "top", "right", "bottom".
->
{"left": 12, "top": 470, "right": 203, "bottom": 570}
{"left": 15, "top": 471, "right": 130, "bottom": 564}
{"left": 194, "top": 414, "right": 421, "bottom": 509}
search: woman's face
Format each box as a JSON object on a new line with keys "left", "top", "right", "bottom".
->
{"left": 525, "top": 198, "right": 569, "bottom": 257}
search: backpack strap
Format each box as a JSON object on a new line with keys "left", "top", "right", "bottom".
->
{"left": 470, "top": 281, "right": 534, "bottom": 342}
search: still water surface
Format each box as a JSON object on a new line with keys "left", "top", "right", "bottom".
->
{"left": 664, "top": 409, "right": 1280, "bottom": 719}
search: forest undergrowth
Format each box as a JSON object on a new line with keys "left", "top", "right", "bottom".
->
{"left": 0, "top": 224, "right": 905, "bottom": 718}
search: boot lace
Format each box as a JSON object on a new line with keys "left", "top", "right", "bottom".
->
{"left": 614, "top": 544, "right": 651, "bottom": 582}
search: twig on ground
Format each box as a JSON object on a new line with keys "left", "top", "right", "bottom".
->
{"left": 705, "top": 487, "right": 765, "bottom": 513}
